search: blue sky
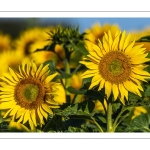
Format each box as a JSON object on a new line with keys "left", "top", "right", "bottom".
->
{"left": 40, "top": 18, "right": 150, "bottom": 33}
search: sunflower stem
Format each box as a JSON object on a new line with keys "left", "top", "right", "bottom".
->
{"left": 107, "top": 101, "right": 113, "bottom": 132}
{"left": 113, "top": 106, "right": 133, "bottom": 131}
{"left": 112, "top": 106, "right": 125, "bottom": 131}
{"left": 65, "top": 59, "right": 71, "bottom": 103}
{"left": 91, "top": 117, "right": 104, "bottom": 132}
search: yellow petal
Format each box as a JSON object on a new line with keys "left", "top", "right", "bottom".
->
{"left": 98, "top": 79, "right": 105, "bottom": 91}
{"left": 131, "top": 73, "right": 147, "bottom": 82}
{"left": 103, "top": 34, "right": 109, "bottom": 53}
{"left": 0, "top": 101, "right": 16, "bottom": 109}
{"left": 89, "top": 78, "right": 101, "bottom": 89}
{"left": 89, "top": 51, "right": 101, "bottom": 60}
{"left": 39, "top": 106, "right": 48, "bottom": 119}
{"left": 112, "top": 84, "right": 119, "bottom": 100}
{"left": 9, "top": 105, "right": 20, "bottom": 116}
{"left": 3, "top": 108, "right": 14, "bottom": 118}
{"left": 119, "top": 30, "right": 126, "bottom": 51}
{"left": 38, "top": 64, "right": 49, "bottom": 79}
{"left": 16, "top": 107, "right": 26, "bottom": 119}
{"left": 30, "top": 109, "right": 37, "bottom": 127}
{"left": 44, "top": 72, "right": 58, "bottom": 84}
{"left": 31, "top": 60, "right": 37, "bottom": 77}
{"left": 17, "top": 110, "right": 26, "bottom": 123}
{"left": 105, "top": 81, "right": 112, "bottom": 98}
{"left": 119, "top": 83, "right": 128, "bottom": 101}
{"left": 41, "top": 70, "right": 50, "bottom": 82}
{"left": 92, "top": 44, "right": 103, "bottom": 57}
{"left": 108, "top": 30, "right": 113, "bottom": 49}
{"left": 42, "top": 104, "right": 53, "bottom": 115}
{"left": 124, "top": 40, "right": 135, "bottom": 54}
{"left": 79, "top": 61, "right": 98, "bottom": 69}
{"left": 112, "top": 34, "right": 119, "bottom": 51}
{"left": 35, "top": 64, "right": 43, "bottom": 78}
{"left": 29, "top": 115, "right": 35, "bottom": 131}
{"left": 23, "top": 109, "right": 30, "bottom": 124}
{"left": 37, "top": 107, "right": 44, "bottom": 124}
{"left": 123, "top": 33, "right": 131, "bottom": 50}
{"left": 8, "top": 67, "right": 19, "bottom": 82}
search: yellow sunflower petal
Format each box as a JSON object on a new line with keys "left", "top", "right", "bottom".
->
{"left": 44, "top": 72, "right": 58, "bottom": 84}
{"left": 0, "top": 101, "right": 16, "bottom": 109}
{"left": 98, "top": 78, "right": 105, "bottom": 91}
{"left": 8, "top": 67, "right": 19, "bottom": 82}
{"left": 22, "top": 109, "right": 30, "bottom": 124}
{"left": 105, "top": 81, "right": 112, "bottom": 98}
{"left": 30, "top": 109, "right": 37, "bottom": 127}
{"left": 42, "top": 104, "right": 53, "bottom": 115}
{"left": 38, "top": 64, "right": 49, "bottom": 79}
{"left": 119, "top": 30, "right": 126, "bottom": 51}
{"left": 112, "top": 84, "right": 119, "bottom": 101}
{"left": 39, "top": 106, "right": 48, "bottom": 119}
{"left": 35, "top": 64, "right": 43, "bottom": 78}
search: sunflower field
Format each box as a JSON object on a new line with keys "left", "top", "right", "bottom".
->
{"left": 1, "top": 19, "right": 150, "bottom": 132}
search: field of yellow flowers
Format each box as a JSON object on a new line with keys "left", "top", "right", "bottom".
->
{"left": 1, "top": 20, "right": 150, "bottom": 132}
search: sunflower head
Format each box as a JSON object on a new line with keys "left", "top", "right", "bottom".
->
{"left": 0, "top": 60, "right": 66, "bottom": 130}
{"left": 0, "top": 32, "right": 12, "bottom": 52}
{"left": 84, "top": 23, "right": 120, "bottom": 51}
{"left": 80, "top": 30, "right": 150, "bottom": 104}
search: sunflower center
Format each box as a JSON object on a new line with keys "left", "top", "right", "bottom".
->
{"left": 99, "top": 51, "right": 131, "bottom": 84}
{"left": 108, "top": 59, "right": 124, "bottom": 76}
{"left": 22, "top": 84, "right": 39, "bottom": 102}
{"left": 14, "top": 78, "right": 45, "bottom": 109}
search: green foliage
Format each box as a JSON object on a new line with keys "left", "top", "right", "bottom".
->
{"left": 136, "top": 35, "right": 150, "bottom": 42}
{"left": 126, "top": 113, "right": 150, "bottom": 132}
{"left": 67, "top": 86, "right": 87, "bottom": 94}
{"left": 127, "top": 92, "right": 150, "bottom": 107}
{"left": 34, "top": 25, "right": 88, "bottom": 62}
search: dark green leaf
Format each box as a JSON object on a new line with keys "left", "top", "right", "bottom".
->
{"left": 136, "top": 35, "right": 150, "bottom": 42}
{"left": 59, "top": 72, "right": 72, "bottom": 79}
{"left": 145, "top": 86, "right": 150, "bottom": 97}
{"left": 73, "top": 42, "right": 89, "bottom": 55}
{"left": 97, "top": 116, "right": 107, "bottom": 123}
{"left": 43, "top": 60, "right": 56, "bottom": 74}
{"left": 34, "top": 42, "right": 56, "bottom": 52}
{"left": 67, "top": 86, "right": 87, "bottom": 94}
{"left": 126, "top": 113, "right": 150, "bottom": 132}
{"left": 55, "top": 101, "right": 95, "bottom": 118}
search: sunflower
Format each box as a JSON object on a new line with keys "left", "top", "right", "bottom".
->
{"left": 0, "top": 60, "right": 66, "bottom": 130}
{"left": 130, "top": 27, "right": 150, "bottom": 52}
{"left": 14, "top": 27, "right": 50, "bottom": 56}
{"left": 131, "top": 106, "right": 147, "bottom": 120}
{"left": 0, "top": 50, "right": 24, "bottom": 77}
{"left": 84, "top": 23, "right": 120, "bottom": 52}
{"left": 0, "top": 32, "right": 12, "bottom": 52}
{"left": 14, "top": 27, "right": 65, "bottom": 69}
{"left": 80, "top": 30, "right": 150, "bottom": 104}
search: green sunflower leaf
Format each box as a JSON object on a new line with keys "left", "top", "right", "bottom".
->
{"left": 144, "top": 86, "right": 150, "bottom": 97}
{"left": 126, "top": 113, "right": 150, "bottom": 132}
{"left": 43, "top": 60, "right": 56, "bottom": 74}
{"left": 34, "top": 42, "right": 56, "bottom": 52}
{"left": 67, "top": 86, "right": 87, "bottom": 94}
{"left": 59, "top": 72, "right": 72, "bottom": 79}
{"left": 136, "top": 35, "right": 150, "bottom": 42}
{"left": 54, "top": 101, "right": 95, "bottom": 118}
{"left": 72, "top": 41, "right": 89, "bottom": 55}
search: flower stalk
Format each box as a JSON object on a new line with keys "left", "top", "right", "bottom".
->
{"left": 107, "top": 101, "right": 113, "bottom": 132}
{"left": 65, "top": 59, "right": 71, "bottom": 103}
